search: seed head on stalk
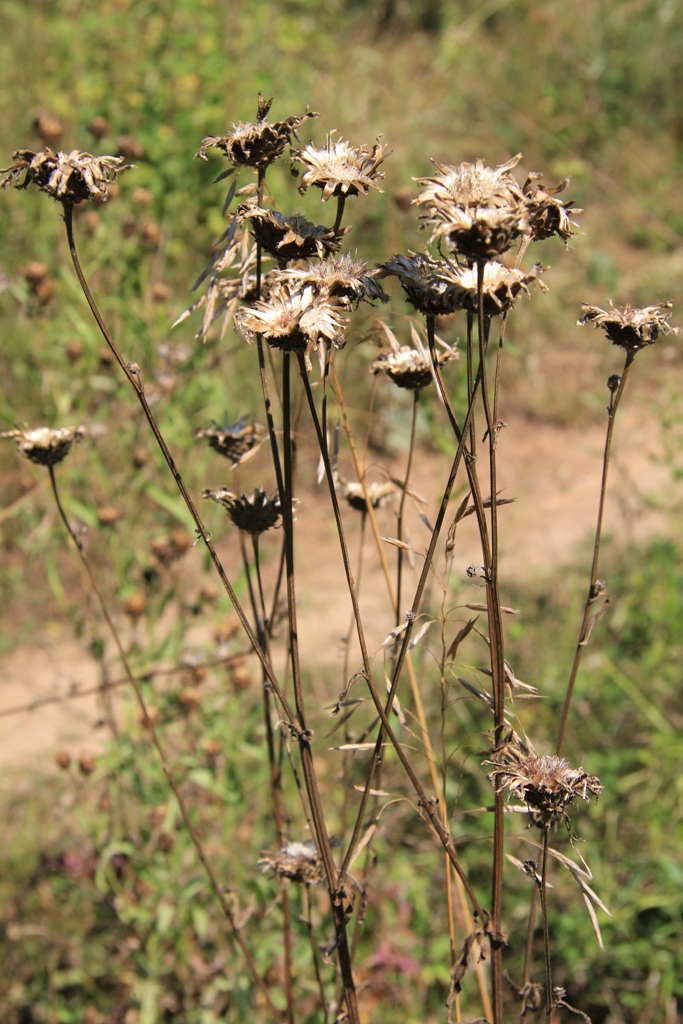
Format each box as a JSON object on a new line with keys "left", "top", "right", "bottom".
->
{"left": 196, "top": 93, "right": 318, "bottom": 171}
{"left": 202, "top": 487, "right": 282, "bottom": 535}
{"left": 239, "top": 206, "right": 346, "bottom": 264}
{"left": 259, "top": 841, "right": 324, "bottom": 885}
{"left": 377, "top": 251, "right": 463, "bottom": 316}
{"left": 234, "top": 281, "right": 349, "bottom": 371}
{"left": 486, "top": 733, "right": 603, "bottom": 828}
{"left": 438, "top": 259, "right": 548, "bottom": 315}
{"left": 578, "top": 300, "right": 679, "bottom": 353}
{"left": 370, "top": 319, "right": 457, "bottom": 390}
{"left": 340, "top": 478, "right": 396, "bottom": 513}
{"left": 276, "top": 254, "right": 388, "bottom": 307}
{"left": 195, "top": 416, "right": 263, "bottom": 468}
{"left": 292, "top": 131, "right": 390, "bottom": 201}
{"left": 1, "top": 425, "right": 85, "bottom": 466}
{"left": 0, "top": 148, "right": 131, "bottom": 203}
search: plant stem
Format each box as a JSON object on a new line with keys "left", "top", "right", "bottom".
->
{"left": 47, "top": 466, "right": 282, "bottom": 1021}
{"left": 556, "top": 350, "right": 635, "bottom": 754}
{"left": 281, "top": 353, "right": 361, "bottom": 1024}
{"left": 62, "top": 203, "right": 297, "bottom": 733}
{"left": 396, "top": 389, "right": 419, "bottom": 623}
{"left": 539, "top": 826, "right": 553, "bottom": 1024}
{"left": 298, "top": 355, "right": 486, "bottom": 923}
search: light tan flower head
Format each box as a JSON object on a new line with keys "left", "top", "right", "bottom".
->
{"left": 0, "top": 149, "right": 131, "bottom": 203}
{"left": 371, "top": 320, "right": 457, "bottom": 391}
{"left": 377, "top": 252, "right": 463, "bottom": 316}
{"left": 293, "top": 132, "right": 390, "bottom": 201}
{"left": 578, "top": 300, "right": 679, "bottom": 352}
{"left": 438, "top": 259, "right": 548, "bottom": 315}
{"left": 240, "top": 206, "right": 346, "bottom": 264}
{"left": 195, "top": 416, "right": 263, "bottom": 468}
{"left": 202, "top": 487, "right": 281, "bottom": 535}
{"left": 234, "top": 282, "right": 349, "bottom": 370}
{"left": 426, "top": 204, "right": 530, "bottom": 262}
{"left": 341, "top": 478, "right": 396, "bottom": 514}
{"left": 486, "top": 738, "right": 603, "bottom": 827}
{"left": 1, "top": 425, "right": 85, "bottom": 466}
{"left": 258, "top": 841, "right": 323, "bottom": 885}
{"left": 196, "top": 94, "right": 318, "bottom": 170}
{"left": 414, "top": 154, "right": 524, "bottom": 212}
{"left": 276, "top": 254, "right": 388, "bottom": 307}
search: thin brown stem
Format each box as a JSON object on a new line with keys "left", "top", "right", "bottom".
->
{"left": 396, "top": 389, "right": 419, "bottom": 624}
{"left": 539, "top": 826, "right": 552, "bottom": 1024}
{"left": 298, "top": 356, "right": 486, "bottom": 923}
{"left": 62, "top": 203, "right": 297, "bottom": 733}
{"left": 556, "top": 351, "right": 636, "bottom": 754}
{"left": 333, "top": 195, "right": 346, "bottom": 234}
{"left": 47, "top": 466, "right": 281, "bottom": 1021}
{"left": 281, "top": 354, "right": 360, "bottom": 1024}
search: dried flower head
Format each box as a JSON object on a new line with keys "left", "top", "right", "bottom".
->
{"left": 522, "top": 172, "right": 580, "bottom": 243}
{"left": 486, "top": 738, "right": 603, "bottom": 827}
{"left": 293, "top": 132, "right": 390, "bottom": 201}
{"left": 196, "top": 94, "right": 318, "bottom": 170}
{"left": 234, "top": 282, "right": 349, "bottom": 371}
{"left": 370, "top": 320, "right": 457, "bottom": 390}
{"left": 195, "top": 416, "right": 263, "bottom": 468}
{"left": 341, "top": 478, "right": 396, "bottom": 513}
{"left": 258, "top": 841, "right": 324, "bottom": 885}
{"left": 377, "top": 252, "right": 463, "bottom": 316}
{"left": 240, "top": 206, "right": 345, "bottom": 264}
{"left": 202, "top": 487, "right": 282, "bottom": 535}
{"left": 1, "top": 425, "right": 85, "bottom": 466}
{"left": 578, "top": 300, "right": 679, "bottom": 352}
{"left": 437, "top": 259, "right": 548, "bottom": 315}
{"left": 1, "top": 148, "right": 131, "bottom": 203}
{"left": 276, "top": 254, "right": 388, "bottom": 307}
{"left": 427, "top": 203, "right": 531, "bottom": 262}
{"left": 414, "top": 154, "right": 525, "bottom": 212}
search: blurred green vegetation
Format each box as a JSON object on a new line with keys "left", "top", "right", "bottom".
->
{"left": 1, "top": 2, "right": 683, "bottom": 1022}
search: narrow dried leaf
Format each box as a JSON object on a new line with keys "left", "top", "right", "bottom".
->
{"left": 381, "top": 536, "right": 412, "bottom": 551}
{"left": 331, "top": 742, "right": 381, "bottom": 751}
{"left": 380, "top": 622, "right": 409, "bottom": 647}
{"left": 453, "top": 489, "right": 472, "bottom": 525}
{"left": 582, "top": 892, "right": 605, "bottom": 950}
{"left": 446, "top": 617, "right": 478, "bottom": 662}
{"left": 352, "top": 785, "right": 394, "bottom": 796}
{"left": 408, "top": 619, "right": 433, "bottom": 650}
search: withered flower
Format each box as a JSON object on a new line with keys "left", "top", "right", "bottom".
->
{"left": 414, "top": 154, "right": 525, "bottom": 212}
{"left": 276, "top": 254, "right": 388, "bottom": 307}
{"left": 258, "top": 841, "right": 324, "bottom": 885}
{"left": 1, "top": 425, "right": 85, "bottom": 466}
{"left": 377, "top": 252, "right": 461, "bottom": 316}
{"left": 234, "top": 282, "right": 349, "bottom": 370}
{"left": 486, "top": 737, "right": 603, "bottom": 827}
{"left": 578, "top": 300, "right": 679, "bottom": 352}
{"left": 426, "top": 204, "right": 530, "bottom": 262}
{"left": 341, "top": 478, "right": 396, "bottom": 514}
{"left": 202, "top": 487, "right": 282, "bottom": 535}
{"left": 1, "top": 148, "right": 131, "bottom": 203}
{"left": 437, "top": 259, "right": 548, "bottom": 315}
{"left": 195, "top": 416, "right": 263, "bottom": 468}
{"left": 240, "top": 206, "right": 345, "bottom": 264}
{"left": 522, "top": 172, "right": 580, "bottom": 243}
{"left": 293, "top": 132, "right": 390, "bottom": 201}
{"left": 196, "top": 94, "right": 318, "bottom": 170}
{"left": 370, "top": 320, "right": 457, "bottom": 390}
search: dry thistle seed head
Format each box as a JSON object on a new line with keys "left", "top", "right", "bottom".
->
{"left": 258, "top": 841, "right": 324, "bottom": 885}
{"left": 414, "top": 154, "right": 525, "bottom": 211}
{"left": 202, "top": 487, "right": 282, "bottom": 535}
{"left": 522, "top": 172, "right": 581, "bottom": 243}
{"left": 370, "top": 319, "right": 457, "bottom": 390}
{"left": 486, "top": 743, "right": 603, "bottom": 827}
{"left": 292, "top": 131, "right": 390, "bottom": 201}
{"left": 438, "top": 259, "right": 548, "bottom": 315}
{"left": 341, "top": 478, "right": 396, "bottom": 513}
{"left": 578, "top": 300, "right": 679, "bottom": 352}
{"left": 1, "top": 425, "right": 85, "bottom": 466}
{"left": 377, "top": 251, "right": 463, "bottom": 316}
{"left": 275, "top": 254, "right": 388, "bottom": 307}
{"left": 240, "top": 206, "right": 346, "bottom": 264}
{"left": 196, "top": 94, "right": 318, "bottom": 170}
{"left": 0, "top": 148, "right": 132, "bottom": 203}
{"left": 426, "top": 203, "right": 531, "bottom": 262}
{"left": 194, "top": 416, "right": 263, "bottom": 468}
{"left": 233, "top": 281, "right": 349, "bottom": 371}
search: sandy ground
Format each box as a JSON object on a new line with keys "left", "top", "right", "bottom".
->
{"left": 0, "top": 398, "right": 676, "bottom": 776}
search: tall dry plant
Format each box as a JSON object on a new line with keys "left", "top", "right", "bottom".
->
{"left": 1, "top": 94, "right": 678, "bottom": 1024}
